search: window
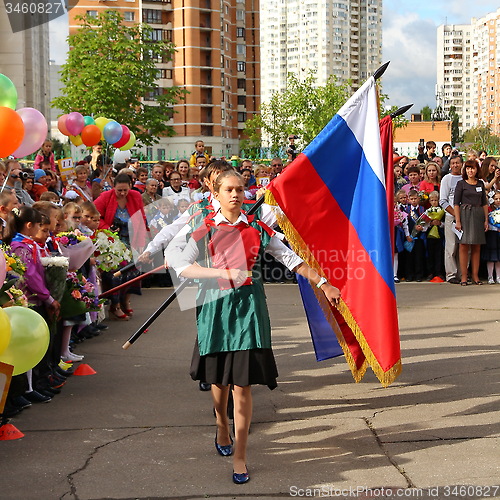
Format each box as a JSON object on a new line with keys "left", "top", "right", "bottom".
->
{"left": 157, "top": 68, "right": 173, "bottom": 79}
{"left": 238, "top": 112, "right": 247, "bottom": 122}
{"left": 237, "top": 79, "right": 246, "bottom": 89}
{"left": 237, "top": 95, "right": 246, "bottom": 106}
{"left": 86, "top": 10, "right": 97, "bottom": 17}
{"left": 236, "top": 44, "right": 245, "bottom": 55}
{"left": 237, "top": 27, "right": 245, "bottom": 38}
{"left": 124, "top": 11, "right": 135, "bottom": 22}
{"left": 236, "top": 9, "right": 244, "bottom": 21}
{"left": 157, "top": 149, "right": 165, "bottom": 161}
{"left": 237, "top": 61, "right": 246, "bottom": 72}
{"left": 143, "top": 9, "right": 162, "bottom": 24}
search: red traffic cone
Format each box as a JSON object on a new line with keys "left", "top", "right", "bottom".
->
{"left": 430, "top": 276, "right": 445, "bottom": 283}
{"left": 73, "top": 364, "right": 97, "bottom": 376}
{"left": 0, "top": 423, "right": 25, "bottom": 440}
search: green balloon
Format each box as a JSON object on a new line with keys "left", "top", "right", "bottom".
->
{"left": 84, "top": 115, "right": 95, "bottom": 126}
{"left": 0, "top": 74, "right": 18, "bottom": 109}
{"left": 0, "top": 307, "right": 49, "bottom": 376}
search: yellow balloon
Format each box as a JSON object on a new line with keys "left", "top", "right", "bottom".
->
{"left": 94, "top": 117, "right": 110, "bottom": 141}
{"left": 70, "top": 134, "right": 83, "bottom": 146}
{"left": 0, "top": 307, "right": 49, "bottom": 376}
{"left": 119, "top": 131, "right": 135, "bottom": 151}
{"left": 0, "top": 307, "right": 11, "bottom": 357}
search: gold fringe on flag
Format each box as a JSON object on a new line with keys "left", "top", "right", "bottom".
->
{"left": 265, "top": 190, "right": 401, "bottom": 387}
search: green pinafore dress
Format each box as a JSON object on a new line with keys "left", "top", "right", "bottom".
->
{"left": 189, "top": 213, "right": 279, "bottom": 389}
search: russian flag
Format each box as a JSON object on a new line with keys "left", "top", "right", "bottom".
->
{"left": 267, "top": 77, "right": 401, "bottom": 386}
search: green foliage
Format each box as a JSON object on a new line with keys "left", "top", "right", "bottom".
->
{"left": 420, "top": 105, "right": 432, "bottom": 121}
{"left": 462, "top": 126, "right": 500, "bottom": 154}
{"left": 243, "top": 71, "right": 351, "bottom": 155}
{"left": 51, "top": 10, "right": 186, "bottom": 147}
{"left": 449, "top": 106, "right": 462, "bottom": 145}
{"left": 51, "top": 137, "right": 71, "bottom": 159}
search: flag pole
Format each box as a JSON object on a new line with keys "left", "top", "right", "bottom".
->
{"left": 121, "top": 195, "right": 266, "bottom": 349}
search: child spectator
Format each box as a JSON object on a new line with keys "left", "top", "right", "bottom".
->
{"left": 189, "top": 140, "right": 209, "bottom": 167}
{"left": 63, "top": 191, "right": 83, "bottom": 206}
{"left": 402, "top": 166, "right": 421, "bottom": 194}
{"left": 133, "top": 167, "right": 149, "bottom": 193}
{"left": 484, "top": 191, "right": 500, "bottom": 284}
{"left": 149, "top": 197, "right": 175, "bottom": 236}
{"left": 40, "top": 191, "right": 61, "bottom": 203}
{"left": 175, "top": 198, "right": 190, "bottom": 219}
{"left": 34, "top": 139, "right": 56, "bottom": 172}
{"left": 32, "top": 169, "right": 49, "bottom": 201}
{"left": 62, "top": 202, "right": 83, "bottom": 230}
{"left": 394, "top": 164, "right": 407, "bottom": 193}
{"left": 395, "top": 189, "right": 409, "bottom": 208}
{"left": 32, "top": 200, "right": 62, "bottom": 254}
{"left": 393, "top": 200, "right": 410, "bottom": 283}
{"left": 404, "top": 190, "right": 425, "bottom": 281}
{"left": 424, "top": 192, "right": 445, "bottom": 281}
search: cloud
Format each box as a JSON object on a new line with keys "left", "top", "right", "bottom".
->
{"left": 382, "top": 11, "right": 437, "bottom": 114}
{"left": 48, "top": 14, "right": 68, "bottom": 64}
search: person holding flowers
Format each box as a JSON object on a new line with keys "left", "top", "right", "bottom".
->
{"left": 393, "top": 200, "right": 410, "bottom": 283}
{"left": 424, "top": 191, "right": 445, "bottom": 281}
{"left": 483, "top": 190, "right": 500, "bottom": 284}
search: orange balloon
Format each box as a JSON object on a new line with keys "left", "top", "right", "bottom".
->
{"left": 57, "top": 114, "right": 70, "bottom": 136}
{"left": 81, "top": 124, "right": 102, "bottom": 147}
{"left": 0, "top": 107, "right": 24, "bottom": 157}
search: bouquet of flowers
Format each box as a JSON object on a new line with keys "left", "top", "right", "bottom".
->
{"left": 424, "top": 206, "right": 445, "bottom": 239}
{"left": 60, "top": 271, "right": 104, "bottom": 318}
{"left": 92, "top": 229, "right": 132, "bottom": 272}
{"left": 0, "top": 245, "right": 28, "bottom": 307}
{"left": 419, "top": 190, "right": 429, "bottom": 206}
{"left": 411, "top": 212, "right": 432, "bottom": 238}
{"left": 488, "top": 207, "right": 500, "bottom": 231}
{"left": 57, "top": 230, "right": 96, "bottom": 271}
{"left": 40, "top": 255, "right": 69, "bottom": 303}
{"left": 394, "top": 205, "right": 408, "bottom": 227}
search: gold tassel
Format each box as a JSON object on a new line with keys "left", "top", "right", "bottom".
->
{"left": 266, "top": 190, "right": 401, "bottom": 387}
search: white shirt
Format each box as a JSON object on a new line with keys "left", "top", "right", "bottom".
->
{"left": 439, "top": 174, "right": 462, "bottom": 217}
{"left": 162, "top": 186, "right": 191, "bottom": 206}
{"left": 166, "top": 211, "right": 303, "bottom": 276}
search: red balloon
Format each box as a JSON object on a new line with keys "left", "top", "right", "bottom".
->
{"left": 0, "top": 106, "right": 24, "bottom": 157}
{"left": 112, "top": 125, "right": 131, "bottom": 148}
{"left": 81, "top": 124, "right": 102, "bottom": 147}
{"left": 57, "top": 114, "right": 70, "bottom": 136}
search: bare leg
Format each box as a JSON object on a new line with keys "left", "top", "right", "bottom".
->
{"left": 496, "top": 262, "right": 500, "bottom": 280}
{"left": 211, "top": 384, "right": 231, "bottom": 446}
{"left": 487, "top": 261, "right": 494, "bottom": 280}
{"left": 60, "top": 325, "right": 73, "bottom": 357}
{"left": 459, "top": 244, "right": 470, "bottom": 283}
{"left": 470, "top": 244, "right": 481, "bottom": 282}
{"left": 232, "top": 385, "right": 252, "bottom": 473}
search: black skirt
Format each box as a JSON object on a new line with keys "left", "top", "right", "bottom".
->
{"left": 190, "top": 341, "right": 278, "bottom": 390}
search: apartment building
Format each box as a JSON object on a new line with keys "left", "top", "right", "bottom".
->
{"left": 68, "top": 0, "right": 259, "bottom": 158}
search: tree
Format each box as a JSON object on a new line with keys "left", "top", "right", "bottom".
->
{"left": 52, "top": 10, "right": 186, "bottom": 147}
{"left": 420, "top": 105, "right": 432, "bottom": 121}
{"left": 462, "top": 126, "right": 500, "bottom": 154}
{"left": 449, "top": 106, "right": 461, "bottom": 145}
{"left": 241, "top": 71, "right": 407, "bottom": 157}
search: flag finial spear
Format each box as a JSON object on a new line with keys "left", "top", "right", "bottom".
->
{"left": 373, "top": 61, "right": 390, "bottom": 80}
{"left": 390, "top": 104, "right": 413, "bottom": 119}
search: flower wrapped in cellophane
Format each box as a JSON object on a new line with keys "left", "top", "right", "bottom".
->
{"left": 410, "top": 212, "right": 432, "bottom": 238}
{"left": 394, "top": 205, "right": 408, "bottom": 227}
{"left": 60, "top": 271, "right": 104, "bottom": 318}
{"left": 0, "top": 244, "right": 28, "bottom": 307}
{"left": 92, "top": 229, "right": 132, "bottom": 273}
{"left": 57, "top": 230, "right": 96, "bottom": 271}
{"left": 40, "top": 255, "right": 69, "bottom": 303}
{"left": 425, "top": 206, "right": 445, "bottom": 239}
{"left": 488, "top": 208, "right": 500, "bottom": 231}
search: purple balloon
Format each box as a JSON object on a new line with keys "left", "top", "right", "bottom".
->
{"left": 65, "top": 112, "right": 85, "bottom": 136}
{"left": 12, "top": 108, "right": 48, "bottom": 158}
{"left": 103, "top": 120, "right": 123, "bottom": 144}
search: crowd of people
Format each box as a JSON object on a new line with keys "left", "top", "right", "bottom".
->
{"left": 393, "top": 141, "right": 500, "bottom": 285}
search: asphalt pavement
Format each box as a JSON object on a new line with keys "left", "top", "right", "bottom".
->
{"left": 0, "top": 282, "right": 499, "bottom": 500}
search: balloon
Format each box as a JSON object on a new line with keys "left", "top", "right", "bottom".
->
{"left": 119, "top": 131, "right": 135, "bottom": 151}
{"left": 0, "top": 107, "right": 24, "bottom": 158}
{"left": 83, "top": 115, "right": 95, "bottom": 127}
{"left": 58, "top": 114, "right": 70, "bottom": 136}
{"left": 0, "top": 307, "right": 49, "bottom": 376}
{"left": 81, "top": 124, "right": 102, "bottom": 146}
{"left": 103, "top": 120, "right": 123, "bottom": 144}
{"left": 94, "top": 116, "right": 110, "bottom": 131}
{"left": 70, "top": 134, "right": 83, "bottom": 146}
{"left": 0, "top": 308, "right": 11, "bottom": 357}
{"left": 0, "top": 74, "right": 18, "bottom": 109}
{"left": 112, "top": 125, "right": 131, "bottom": 149}
{"left": 0, "top": 247, "right": 5, "bottom": 285}
{"left": 65, "top": 112, "right": 85, "bottom": 136}
{"left": 12, "top": 108, "right": 48, "bottom": 158}
{"left": 113, "top": 149, "right": 131, "bottom": 164}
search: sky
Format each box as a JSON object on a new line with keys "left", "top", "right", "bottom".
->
{"left": 49, "top": 1, "right": 500, "bottom": 117}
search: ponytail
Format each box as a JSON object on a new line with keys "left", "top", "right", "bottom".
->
{"left": 3, "top": 206, "right": 42, "bottom": 244}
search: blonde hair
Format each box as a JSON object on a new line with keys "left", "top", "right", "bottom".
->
{"left": 213, "top": 171, "right": 243, "bottom": 193}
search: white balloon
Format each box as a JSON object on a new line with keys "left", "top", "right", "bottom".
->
{"left": 113, "top": 149, "right": 131, "bottom": 165}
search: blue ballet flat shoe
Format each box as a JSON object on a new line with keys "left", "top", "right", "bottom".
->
{"left": 232, "top": 468, "right": 250, "bottom": 484}
{"left": 214, "top": 432, "right": 233, "bottom": 456}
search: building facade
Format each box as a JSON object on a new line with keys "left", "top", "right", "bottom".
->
{"left": 260, "top": 0, "right": 382, "bottom": 106}
{"left": 68, "top": 0, "right": 259, "bottom": 159}
{"left": 436, "top": 8, "right": 500, "bottom": 137}
{"left": 0, "top": 8, "right": 51, "bottom": 121}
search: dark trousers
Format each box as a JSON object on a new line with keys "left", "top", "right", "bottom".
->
{"left": 405, "top": 238, "right": 425, "bottom": 280}
{"left": 427, "top": 238, "right": 445, "bottom": 278}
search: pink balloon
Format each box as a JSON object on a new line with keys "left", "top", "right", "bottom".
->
{"left": 65, "top": 112, "right": 85, "bottom": 136}
{"left": 113, "top": 125, "right": 131, "bottom": 148}
{"left": 12, "top": 108, "right": 48, "bottom": 158}
{"left": 0, "top": 249, "right": 5, "bottom": 285}
{"left": 58, "top": 114, "right": 70, "bottom": 136}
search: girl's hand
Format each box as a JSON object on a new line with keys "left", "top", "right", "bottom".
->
{"left": 406, "top": 236, "right": 413, "bottom": 242}
{"left": 455, "top": 222, "right": 462, "bottom": 232}
{"left": 224, "top": 268, "right": 248, "bottom": 284}
{"left": 485, "top": 221, "right": 489, "bottom": 232}
{"left": 321, "top": 283, "right": 341, "bottom": 306}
